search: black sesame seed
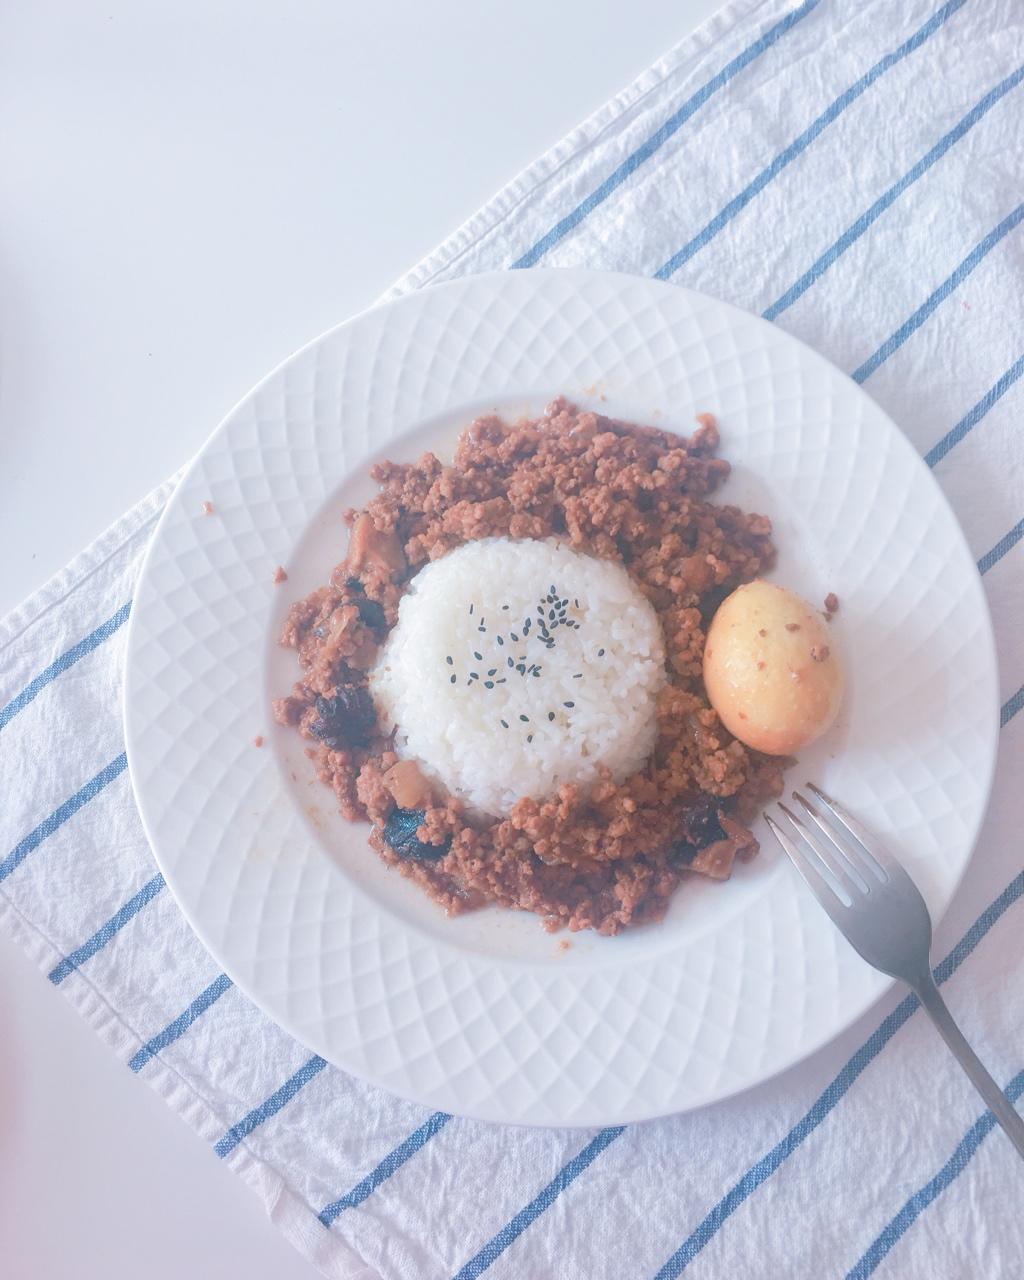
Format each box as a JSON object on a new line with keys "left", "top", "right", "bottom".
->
{"left": 519, "top": 714, "right": 529, "bottom": 723}
{"left": 533, "top": 670, "right": 540, "bottom": 677}
{"left": 502, "top": 604, "right": 510, "bottom": 611}
{"left": 470, "top": 672, "right": 479, "bottom": 680}
{"left": 446, "top": 655, "right": 454, "bottom": 665}
{"left": 510, "top": 632, "right": 519, "bottom": 642}
{"left": 474, "top": 651, "right": 483, "bottom": 660}
{"left": 484, "top": 681, "right": 494, "bottom": 689}
{"left": 496, "top": 635, "right": 504, "bottom": 646}
{"left": 598, "top": 648, "right": 605, "bottom": 657}
{"left": 516, "top": 664, "right": 526, "bottom": 674}
{"left": 527, "top": 734, "right": 533, "bottom": 743}
{"left": 450, "top": 674, "right": 457, "bottom": 684}
{"left": 487, "top": 668, "right": 496, "bottom": 676}
{"left": 469, "top": 604, "right": 474, "bottom": 615}
{"left": 478, "top": 625, "right": 486, "bottom": 633}
{"left": 496, "top": 678, "right": 506, "bottom": 684}
{"left": 574, "top": 598, "right": 579, "bottom": 608}
{"left": 500, "top": 719, "right": 509, "bottom": 729}
{"left": 548, "top": 712, "right": 555, "bottom": 722}
{"left": 564, "top": 701, "right": 574, "bottom": 708}
{"left": 550, "top": 584, "right": 556, "bottom": 594}
{"left": 507, "top": 657, "right": 514, "bottom": 669}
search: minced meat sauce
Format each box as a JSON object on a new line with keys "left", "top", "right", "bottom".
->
{"left": 274, "top": 399, "right": 787, "bottom": 935}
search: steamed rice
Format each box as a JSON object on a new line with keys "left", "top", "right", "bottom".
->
{"left": 370, "top": 538, "right": 665, "bottom": 816}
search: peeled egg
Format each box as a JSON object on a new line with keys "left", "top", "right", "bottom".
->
{"left": 703, "top": 581, "right": 843, "bottom": 755}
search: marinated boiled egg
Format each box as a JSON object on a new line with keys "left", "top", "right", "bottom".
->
{"left": 703, "top": 581, "right": 842, "bottom": 755}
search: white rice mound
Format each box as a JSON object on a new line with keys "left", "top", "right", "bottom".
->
{"left": 370, "top": 537, "right": 666, "bottom": 817}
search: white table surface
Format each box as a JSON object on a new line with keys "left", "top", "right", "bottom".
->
{"left": 0, "top": 2, "right": 721, "bottom": 1276}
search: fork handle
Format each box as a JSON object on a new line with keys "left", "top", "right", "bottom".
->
{"left": 912, "top": 974, "right": 1024, "bottom": 1159}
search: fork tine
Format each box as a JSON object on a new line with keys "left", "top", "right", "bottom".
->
{"left": 806, "top": 782, "right": 893, "bottom": 881}
{"left": 779, "top": 802, "right": 863, "bottom": 903}
{"left": 765, "top": 814, "right": 851, "bottom": 922}
{"left": 791, "top": 791, "right": 883, "bottom": 888}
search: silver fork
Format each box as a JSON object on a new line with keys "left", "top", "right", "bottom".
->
{"left": 767, "top": 783, "right": 1024, "bottom": 1158}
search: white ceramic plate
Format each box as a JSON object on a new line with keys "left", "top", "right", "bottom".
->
{"left": 124, "top": 269, "right": 998, "bottom": 1127}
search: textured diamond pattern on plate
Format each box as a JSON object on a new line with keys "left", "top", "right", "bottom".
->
{"left": 124, "top": 270, "right": 999, "bottom": 1126}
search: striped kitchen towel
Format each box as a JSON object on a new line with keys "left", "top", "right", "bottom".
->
{"left": 2, "top": 0, "right": 1023, "bottom": 1275}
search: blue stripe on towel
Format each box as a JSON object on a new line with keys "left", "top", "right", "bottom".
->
{"left": 978, "top": 519, "right": 1024, "bottom": 576}
{"left": 846, "top": 1070, "right": 1024, "bottom": 1279}
{"left": 0, "top": 601, "right": 131, "bottom": 732}
{"left": 318, "top": 1111, "right": 454, "bottom": 1226}
{"left": 926, "top": 355, "right": 1024, "bottom": 467}
{"left": 214, "top": 1055, "right": 328, "bottom": 1158}
{"left": 48, "top": 873, "right": 165, "bottom": 984}
{"left": 129, "top": 974, "right": 233, "bottom": 1072}
{"left": 0, "top": 752, "right": 128, "bottom": 884}
{"left": 654, "top": 0, "right": 967, "bottom": 280}
{"left": 1001, "top": 684, "right": 1024, "bottom": 728}
{"left": 511, "top": 0, "right": 821, "bottom": 269}
{"left": 764, "top": 66, "right": 1024, "bottom": 321}
{"left": 451, "top": 1127, "right": 626, "bottom": 1280}
{"left": 852, "top": 203, "right": 1024, "bottom": 383}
